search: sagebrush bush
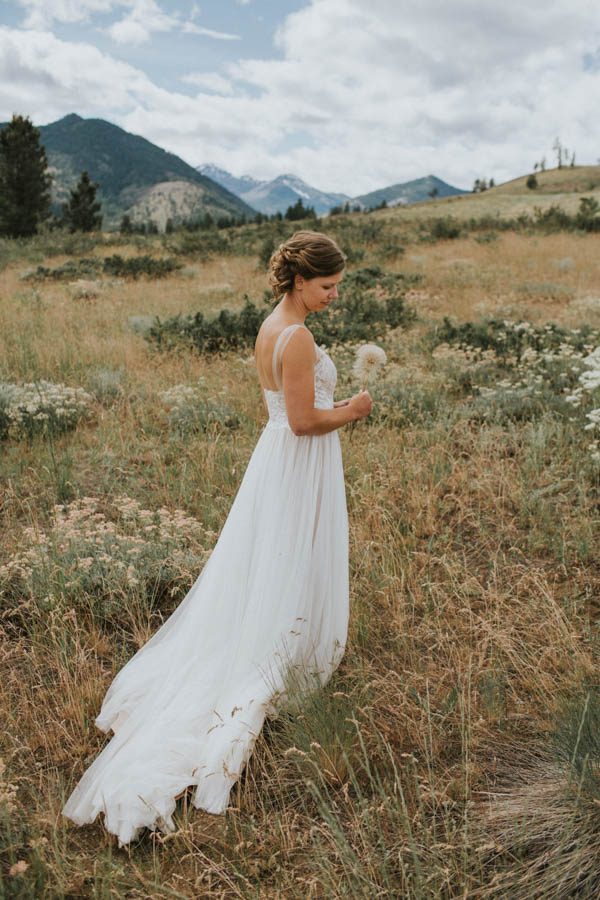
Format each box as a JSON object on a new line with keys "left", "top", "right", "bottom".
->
{"left": 23, "top": 254, "right": 182, "bottom": 281}
{"left": 0, "top": 379, "right": 94, "bottom": 440}
{"left": 159, "top": 382, "right": 241, "bottom": 434}
{"left": 86, "top": 367, "right": 125, "bottom": 404}
{"left": 146, "top": 266, "right": 418, "bottom": 355}
{"left": 147, "top": 294, "right": 269, "bottom": 353}
{"left": 420, "top": 216, "right": 462, "bottom": 241}
{"left": 0, "top": 496, "right": 211, "bottom": 627}
{"left": 431, "top": 316, "right": 598, "bottom": 363}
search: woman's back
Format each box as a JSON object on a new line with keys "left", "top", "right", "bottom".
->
{"left": 254, "top": 316, "right": 317, "bottom": 393}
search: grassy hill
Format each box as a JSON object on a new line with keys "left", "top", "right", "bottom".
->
{"left": 376, "top": 165, "right": 600, "bottom": 223}
{"left": 494, "top": 165, "right": 600, "bottom": 195}
{"left": 1, "top": 114, "right": 256, "bottom": 228}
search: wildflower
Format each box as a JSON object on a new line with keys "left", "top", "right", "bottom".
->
{"left": 352, "top": 343, "right": 387, "bottom": 388}
{"left": 584, "top": 409, "right": 600, "bottom": 431}
{"left": 9, "top": 861, "right": 29, "bottom": 876}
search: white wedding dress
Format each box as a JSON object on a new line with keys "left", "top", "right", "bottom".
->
{"left": 62, "top": 323, "right": 349, "bottom": 847}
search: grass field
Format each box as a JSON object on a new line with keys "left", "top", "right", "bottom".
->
{"left": 1, "top": 172, "right": 600, "bottom": 897}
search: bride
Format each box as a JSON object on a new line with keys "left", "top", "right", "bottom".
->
{"left": 62, "top": 230, "right": 373, "bottom": 846}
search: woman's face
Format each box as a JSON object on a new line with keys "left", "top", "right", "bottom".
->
{"left": 294, "top": 271, "right": 344, "bottom": 311}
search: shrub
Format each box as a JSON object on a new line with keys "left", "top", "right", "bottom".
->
{"left": 23, "top": 254, "right": 183, "bottom": 281}
{"left": 532, "top": 204, "right": 573, "bottom": 232}
{"left": 147, "top": 295, "right": 269, "bottom": 354}
{"left": 575, "top": 197, "right": 600, "bottom": 233}
{"left": 102, "top": 254, "right": 182, "bottom": 278}
{"left": 431, "top": 316, "right": 597, "bottom": 364}
{"left": 146, "top": 267, "right": 418, "bottom": 356}
{"left": 526, "top": 173, "right": 538, "bottom": 189}
{"left": 307, "top": 266, "right": 418, "bottom": 345}
{"left": 421, "top": 217, "right": 462, "bottom": 241}
{"left": 0, "top": 380, "right": 94, "bottom": 441}
{"left": 164, "top": 229, "right": 229, "bottom": 258}
{"left": 23, "top": 258, "right": 102, "bottom": 281}
{"left": 159, "top": 382, "right": 241, "bottom": 434}
{"left": 86, "top": 367, "right": 125, "bottom": 405}
{"left": 0, "top": 496, "right": 210, "bottom": 626}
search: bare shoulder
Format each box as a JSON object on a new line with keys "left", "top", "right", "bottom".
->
{"left": 284, "top": 324, "right": 315, "bottom": 350}
{"left": 281, "top": 326, "right": 317, "bottom": 371}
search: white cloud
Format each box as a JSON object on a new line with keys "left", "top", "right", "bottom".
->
{"left": 0, "top": 25, "right": 160, "bottom": 116}
{"left": 182, "top": 24, "right": 240, "bottom": 40}
{"left": 2, "top": 1, "right": 600, "bottom": 194}
{"left": 16, "top": 0, "right": 226, "bottom": 46}
{"left": 16, "top": 0, "right": 117, "bottom": 29}
{"left": 106, "top": 0, "right": 182, "bottom": 45}
{"left": 181, "top": 72, "right": 235, "bottom": 95}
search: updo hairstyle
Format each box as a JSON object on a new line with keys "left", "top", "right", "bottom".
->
{"left": 268, "top": 231, "right": 346, "bottom": 298}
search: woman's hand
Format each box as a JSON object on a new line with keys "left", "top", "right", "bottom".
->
{"left": 347, "top": 390, "right": 373, "bottom": 421}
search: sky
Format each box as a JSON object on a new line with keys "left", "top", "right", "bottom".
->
{"left": 0, "top": 0, "right": 599, "bottom": 196}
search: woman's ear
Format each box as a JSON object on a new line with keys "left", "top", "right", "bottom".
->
{"left": 294, "top": 274, "right": 304, "bottom": 291}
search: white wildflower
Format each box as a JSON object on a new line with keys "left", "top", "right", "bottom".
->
{"left": 352, "top": 343, "right": 387, "bottom": 388}
{"left": 584, "top": 408, "right": 600, "bottom": 431}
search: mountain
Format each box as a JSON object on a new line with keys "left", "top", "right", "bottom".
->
{"left": 198, "top": 165, "right": 350, "bottom": 216}
{"left": 198, "top": 164, "right": 262, "bottom": 198}
{"left": 352, "top": 175, "right": 467, "bottom": 209}
{"left": 0, "top": 114, "right": 256, "bottom": 228}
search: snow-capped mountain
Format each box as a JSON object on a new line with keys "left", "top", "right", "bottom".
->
{"left": 197, "top": 165, "right": 350, "bottom": 216}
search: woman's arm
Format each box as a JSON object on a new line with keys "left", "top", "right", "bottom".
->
{"left": 281, "top": 329, "right": 369, "bottom": 436}
{"left": 260, "top": 386, "right": 269, "bottom": 414}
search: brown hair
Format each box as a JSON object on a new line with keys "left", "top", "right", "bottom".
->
{"left": 268, "top": 230, "right": 346, "bottom": 298}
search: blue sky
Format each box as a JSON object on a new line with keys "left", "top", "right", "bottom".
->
{"left": 1, "top": 1, "right": 599, "bottom": 194}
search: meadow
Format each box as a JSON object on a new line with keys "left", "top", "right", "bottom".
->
{"left": 1, "top": 172, "right": 600, "bottom": 898}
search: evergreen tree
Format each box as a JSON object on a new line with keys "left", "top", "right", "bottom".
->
{"left": 62, "top": 171, "right": 102, "bottom": 232}
{"left": 0, "top": 114, "right": 52, "bottom": 238}
{"left": 284, "top": 198, "right": 316, "bottom": 221}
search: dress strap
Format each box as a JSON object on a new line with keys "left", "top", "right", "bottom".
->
{"left": 271, "top": 324, "right": 310, "bottom": 391}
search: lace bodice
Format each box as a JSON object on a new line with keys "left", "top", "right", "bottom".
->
{"left": 263, "top": 324, "right": 337, "bottom": 428}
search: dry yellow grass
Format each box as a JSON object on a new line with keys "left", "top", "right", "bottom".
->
{"left": 1, "top": 222, "right": 600, "bottom": 896}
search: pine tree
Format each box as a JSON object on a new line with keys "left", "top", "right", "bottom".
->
{"left": 62, "top": 171, "right": 102, "bottom": 232}
{"left": 284, "top": 198, "right": 316, "bottom": 221}
{"left": 0, "top": 114, "right": 52, "bottom": 238}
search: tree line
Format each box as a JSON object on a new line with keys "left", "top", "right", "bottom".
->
{"left": 0, "top": 113, "right": 321, "bottom": 238}
{"left": 0, "top": 114, "right": 102, "bottom": 237}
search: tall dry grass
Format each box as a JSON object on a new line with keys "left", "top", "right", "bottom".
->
{"left": 1, "top": 226, "right": 599, "bottom": 897}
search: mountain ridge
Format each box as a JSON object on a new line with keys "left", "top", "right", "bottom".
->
{"left": 0, "top": 114, "right": 256, "bottom": 228}
{"left": 199, "top": 164, "right": 467, "bottom": 214}
{"left": 353, "top": 174, "right": 468, "bottom": 209}
{"left": 198, "top": 164, "right": 350, "bottom": 216}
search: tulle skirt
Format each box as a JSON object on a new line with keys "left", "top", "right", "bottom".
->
{"left": 62, "top": 421, "right": 349, "bottom": 846}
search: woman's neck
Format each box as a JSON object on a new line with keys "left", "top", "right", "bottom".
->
{"left": 278, "top": 292, "right": 309, "bottom": 322}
